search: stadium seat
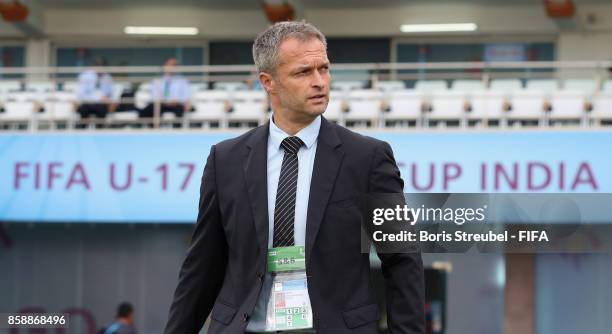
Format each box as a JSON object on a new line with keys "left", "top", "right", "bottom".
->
{"left": 549, "top": 82, "right": 590, "bottom": 126}
{"left": 135, "top": 90, "right": 152, "bottom": 110}
{"left": 452, "top": 80, "right": 485, "bottom": 92}
{"left": 375, "top": 80, "right": 405, "bottom": 91}
{"left": 191, "top": 90, "right": 230, "bottom": 127}
{"left": 161, "top": 112, "right": 177, "bottom": 120}
{"left": 591, "top": 91, "right": 612, "bottom": 124}
{"left": 507, "top": 89, "right": 548, "bottom": 126}
{"left": 227, "top": 90, "right": 267, "bottom": 126}
{"left": 331, "top": 80, "right": 366, "bottom": 91}
{"left": 564, "top": 79, "right": 598, "bottom": 94}
{"left": 489, "top": 79, "right": 523, "bottom": 92}
{"left": 213, "top": 81, "right": 249, "bottom": 91}
{"left": 39, "top": 91, "right": 78, "bottom": 128}
{"left": 603, "top": 80, "right": 612, "bottom": 92}
{"left": 190, "top": 82, "right": 208, "bottom": 95}
{"left": 0, "top": 80, "right": 22, "bottom": 94}
{"left": 488, "top": 79, "right": 524, "bottom": 127}
{"left": 385, "top": 89, "right": 424, "bottom": 126}
{"left": 468, "top": 90, "right": 507, "bottom": 126}
{"left": 428, "top": 90, "right": 469, "bottom": 127}
{"left": 61, "top": 81, "right": 79, "bottom": 92}
{"left": 0, "top": 92, "right": 39, "bottom": 127}
{"left": 526, "top": 79, "right": 558, "bottom": 93}
{"left": 108, "top": 111, "right": 139, "bottom": 122}
{"left": 345, "top": 89, "right": 383, "bottom": 126}
{"left": 112, "top": 83, "right": 127, "bottom": 101}
{"left": 0, "top": 80, "right": 22, "bottom": 107}
{"left": 414, "top": 80, "right": 448, "bottom": 92}
{"left": 323, "top": 91, "right": 347, "bottom": 125}
{"left": 139, "top": 82, "right": 152, "bottom": 92}
{"left": 25, "top": 81, "right": 57, "bottom": 93}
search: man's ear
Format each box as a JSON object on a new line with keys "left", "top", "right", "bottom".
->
{"left": 259, "top": 72, "right": 275, "bottom": 95}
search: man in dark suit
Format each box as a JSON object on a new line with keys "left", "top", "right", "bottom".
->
{"left": 164, "top": 21, "right": 424, "bottom": 334}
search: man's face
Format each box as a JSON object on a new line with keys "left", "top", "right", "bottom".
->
{"left": 264, "top": 37, "right": 331, "bottom": 121}
{"left": 126, "top": 313, "right": 135, "bottom": 325}
{"left": 164, "top": 58, "right": 177, "bottom": 75}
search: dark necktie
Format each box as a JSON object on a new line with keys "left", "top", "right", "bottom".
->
{"left": 273, "top": 136, "right": 304, "bottom": 247}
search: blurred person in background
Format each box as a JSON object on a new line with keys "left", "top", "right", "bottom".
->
{"left": 102, "top": 302, "right": 137, "bottom": 334}
{"left": 76, "top": 57, "right": 114, "bottom": 126}
{"left": 140, "top": 57, "right": 192, "bottom": 120}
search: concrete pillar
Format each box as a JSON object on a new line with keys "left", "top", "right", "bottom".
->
{"left": 25, "top": 38, "right": 51, "bottom": 81}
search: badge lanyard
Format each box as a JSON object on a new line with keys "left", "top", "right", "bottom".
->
{"left": 265, "top": 246, "right": 313, "bottom": 331}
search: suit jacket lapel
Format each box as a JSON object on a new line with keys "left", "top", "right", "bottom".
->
{"left": 306, "top": 117, "right": 344, "bottom": 266}
{"left": 244, "top": 122, "right": 270, "bottom": 256}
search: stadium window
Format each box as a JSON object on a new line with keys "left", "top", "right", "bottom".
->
{"left": 0, "top": 46, "right": 26, "bottom": 79}
{"left": 395, "top": 42, "right": 555, "bottom": 86}
{"left": 55, "top": 46, "right": 205, "bottom": 78}
{"left": 208, "top": 41, "right": 254, "bottom": 86}
{"left": 327, "top": 38, "right": 391, "bottom": 85}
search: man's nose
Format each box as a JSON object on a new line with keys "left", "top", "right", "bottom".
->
{"left": 311, "top": 71, "right": 326, "bottom": 90}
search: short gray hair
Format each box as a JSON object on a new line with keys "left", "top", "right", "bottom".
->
{"left": 252, "top": 21, "right": 327, "bottom": 74}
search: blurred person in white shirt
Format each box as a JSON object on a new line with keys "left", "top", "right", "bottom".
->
{"left": 140, "top": 57, "right": 192, "bottom": 120}
{"left": 76, "top": 57, "right": 114, "bottom": 123}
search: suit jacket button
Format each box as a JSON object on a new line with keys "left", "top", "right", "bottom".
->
{"left": 243, "top": 313, "right": 249, "bottom": 322}
{"left": 257, "top": 272, "right": 263, "bottom": 279}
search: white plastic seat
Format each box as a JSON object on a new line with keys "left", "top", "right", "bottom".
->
{"left": 345, "top": 89, "right": 383, "bottom": 125}
{"left": 190, "top": 83, "right": 208, "bottom": 94}
{"left": 112, "top": 83, "right": 127, "bottom": 101}
{"left": 0, "top": 92, "right": 38, "bottom": 124}
{"left": 138, "top": 82, "right": 152, "bottom": 92}
{"left": 191, "top": 90, "right": 230, "bottom": 125}
{"left": 385, "top": 89, "right": 424, "bottom": 124}
{"left": 0, "top": 80, "right": 22, "bottom": 94}
{"left": 109, "top": 111, "right": 139, "bottom": 122}
{"left": 526, "top": 79, "right": 559, "bottom": 93}
{"left": 485, "top": 79, "right": 524, "bottom": 126}
{"left": 602, "top": 80, "right": 612, "bottom": 92}
{"left": 376, "top": 81, "right": 405, "bottom": 92}
{"left": 428, "top": 90, "right": 468, "bottom": 124}
{"left": 468, "top": 90, "right": 507, "bottom": 122}
{"left": 549, "top": 90, "right": 587, "bottom": 123}
{"left": 135, "top": 90, "right": 152, "bottom": 110}
{"left": 39, "top": 92, "right": 78, "bottom": 123}
{"left": 162, "top": 112, "right": 176, "bottom": 120}
{"left": 564, "top": 79, "right": 598, "bottom": 94}
{"left": 452, "top": 80, "right": 484, "bottom": 92}
{"left": 331, "top": 81, "right": 366, "bottom": 91}
{"left": 61, "top": 81, "right": 79, "bottom": 92}
{"left": 591, "top": 92, "right": 612, "bottom": 123}
{"left": 323, "top": 91, "right": 346, "bottom": 124}
{"left": 507, "top": 90, "right": 547, "bottom": 122}
{"left": 25, "top": 81, "right": 57, "bottom": 94}
{"left": 213, "top": 81, "right": 248, "bottom": 91}
{"left": 228, "top": 90, "right": 267, "bottom": 125}
{"left": 450, "top": 81, "right": 487, "bottom": 125}
{"left": 414, "top": 80, "right": 448, "bottom": 92}
{"left": 490, "top": 79, "right": 523, "bottom": 92}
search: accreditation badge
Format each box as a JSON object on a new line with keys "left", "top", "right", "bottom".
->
{"left": 265, "top": 246, "right": 313, "bottom": 331}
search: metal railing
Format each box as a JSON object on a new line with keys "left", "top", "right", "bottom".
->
{"left": 0, "top": 61, "right": 611, "bottom": 131}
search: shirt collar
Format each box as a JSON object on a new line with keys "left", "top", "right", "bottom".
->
{"left": 269, "top": 114, "right": 321, "bottom": 151}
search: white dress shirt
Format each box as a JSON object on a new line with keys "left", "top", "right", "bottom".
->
{"left": 150, "top": 75, "right": 191, "bottom": 103}
{"left": 246, "top": 114, "right": 321, "bottom": 332}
